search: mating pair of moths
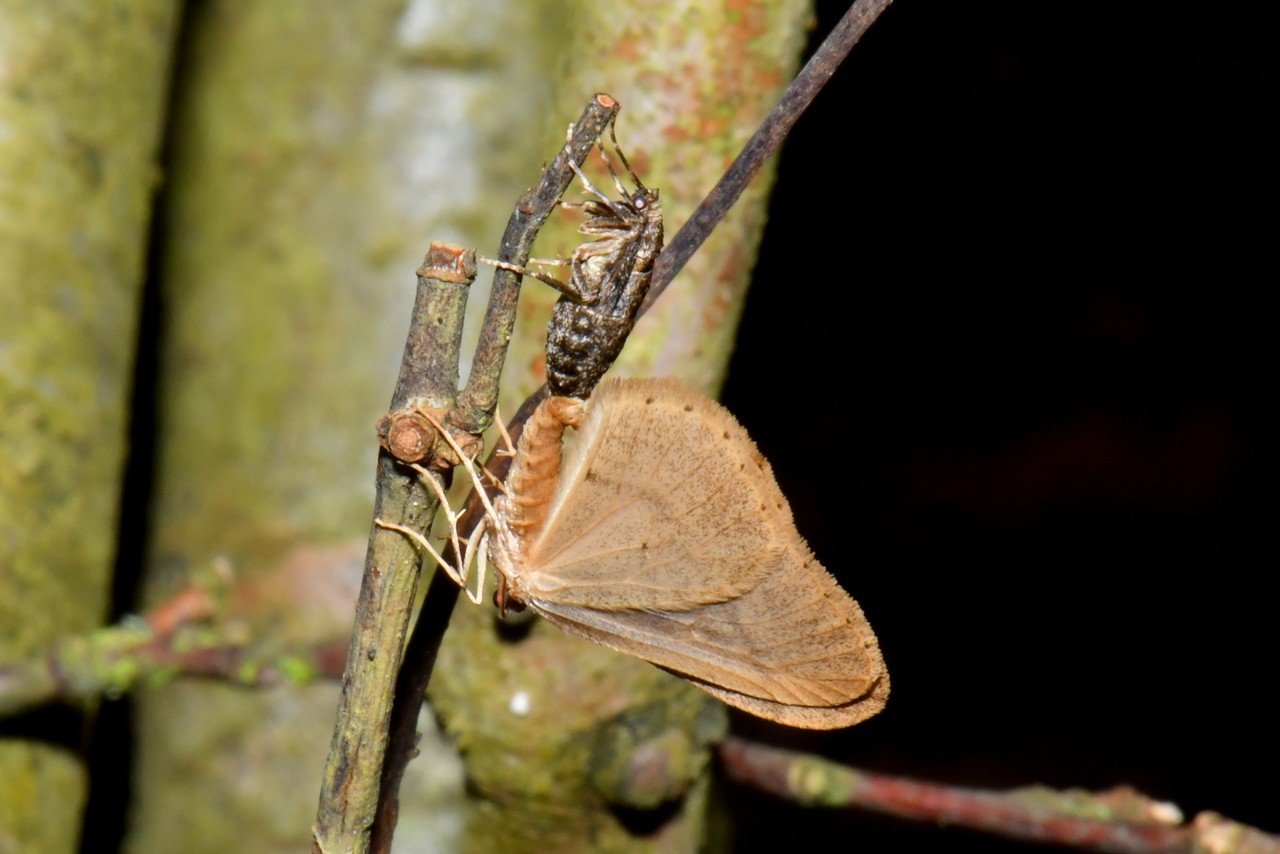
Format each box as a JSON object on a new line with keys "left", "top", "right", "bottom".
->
{"left": 397, "top": 113, "right": 888, "bottom": 730}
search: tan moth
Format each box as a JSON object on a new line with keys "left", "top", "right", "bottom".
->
{"left": 386, "top": 377, "right": 889, "bottom": 729}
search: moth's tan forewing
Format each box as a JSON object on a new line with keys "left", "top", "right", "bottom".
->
{"left": 495, "top": 378, "right": 888, "bottom": 730}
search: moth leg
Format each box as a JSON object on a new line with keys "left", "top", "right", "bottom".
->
{"left": 480, "top": 256, "right": 579, "bottom": 299}
{"left": 492, "top": 402, "right": 517, "bottom": 458}
{"left": 415, "top": 410, "right": 501, "bottom": 524}
{"left": 374, "top": 519, "right": 468, "bottom": 590}
{"left": 410, "top": 461, "right": 467, "bottom": 572}
{"left": 458, "top": 515, "right": 488, "bottom": 605}
{"left": 374, "top": 455, "right": 473, "bottom": 590}
{"left": 478, "top": 464, "right": 511, "bottom": 498}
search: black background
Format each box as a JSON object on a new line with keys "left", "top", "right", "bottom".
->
{"left": 720, "top": 1, "right": 1275, "bottom": 850}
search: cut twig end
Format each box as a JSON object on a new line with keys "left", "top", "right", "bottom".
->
{"left": 417, "top": 242, "right": 476, "bottom": 284}
{"left": 379, "top": 410, "right": 437, "bottom": 464}
{"left": 378, "top": 407, "right": 483, "bottom": 470}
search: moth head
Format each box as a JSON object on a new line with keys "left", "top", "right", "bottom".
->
{"left": 630, "top": 187, "right": 659, "bottom": 210}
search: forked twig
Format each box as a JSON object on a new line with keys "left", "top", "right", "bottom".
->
{"left": 313, "top": 244, "right": 475, "bottom": 854}
{"left": 368, "top": 96, "right": 619, "bottom": 854}
{"left": 372, "top": 1, "right": 896, "bottom": 847}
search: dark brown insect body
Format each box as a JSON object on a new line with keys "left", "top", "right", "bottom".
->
{"left": 545, "top": 176, "right": 662, "bottom": 399}
{"left": 485, "top": 115, "right": 662, "bottom": 399}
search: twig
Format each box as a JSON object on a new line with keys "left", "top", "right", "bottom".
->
{"left": 369, "top": 3, "right": 899, "bottom": 847}
{"left": 368, "top": 95, "right": 618, "bottom": 854}
{"left": 449, "top": 95, "right": 621, "bottom": 434}
{"left": 0, "top": 584, "right": 347, "bottom": 717}
{"left": 368, "top": 0, "right": 900, "bottom": 843}
{"left": 312, "top": 245, "right": 475, "bottom": 854}
{"left": 645, "top": 0, "right": 894, "bottom": 309}
{"left": 719, "top": 737, "right": 1280, "bottom": 854}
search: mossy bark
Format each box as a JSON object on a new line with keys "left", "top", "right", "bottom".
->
{"left": 127, "top": 1, "right": 810, "bottom": 851}
{"left": 0, "top": 2, "right": 179, "bottom": 850}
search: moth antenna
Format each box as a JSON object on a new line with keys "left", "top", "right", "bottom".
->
{"left": 595, "top": 137, "right": 631, "bottom": 201}
{"left": 568, "top": 158, "right": 631, "bottom": 221}
{"left": 606, "top": 114, "right": 647, "bottom": 193}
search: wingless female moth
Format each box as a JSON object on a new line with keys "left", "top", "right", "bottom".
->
{"left": 487, "top": 114, "right": 663, "bottom": 400}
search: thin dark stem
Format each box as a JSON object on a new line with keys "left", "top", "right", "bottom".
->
{"left": 0, "top": 587, "right": 349, "bottom": 716}
{"left": 644, "top": 0, "right": 894, "bottom": 311}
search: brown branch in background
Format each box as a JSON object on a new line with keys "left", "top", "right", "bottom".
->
{"left": 369, "top": 95, "right": 620, "bottom": 854}
{"left": 719, "top": 737, "right": 1280, "bottom": 854}
{"left": 0, "top": 583, "right": 348, "bottom": 717}
{"left": 645, "top": 0, "right": 895, "bottom": 309}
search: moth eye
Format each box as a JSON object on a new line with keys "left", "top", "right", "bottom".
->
{"left": 632, "top": 192, "right": 648, "bottom": 209}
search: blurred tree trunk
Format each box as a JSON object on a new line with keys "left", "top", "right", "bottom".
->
{"left": 0, "top": 2, "right": 179, "bottom": 851}
{"left": 126, "top": 1, "right": 810, "bottom": 852}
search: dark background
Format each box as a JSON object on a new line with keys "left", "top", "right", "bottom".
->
{"left": 720, "top": 1, "right": 1275, "bottom": 850}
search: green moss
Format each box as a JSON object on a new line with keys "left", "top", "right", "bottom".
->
{"left": 276, "top": 655, "right": 317, "bottom": 685}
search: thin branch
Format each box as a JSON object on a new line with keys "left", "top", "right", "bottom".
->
{"left": 369, "top": 95, "right": 618, "bottom": 854}
{"left": 313, "top": 245, "right": 475, "bottom": 854}
{"left": 449, "top": 94, "right": 621, "bottom": 434}
{"left": 0, "top": 584, "right": 347, "bottom": 717}
{"left": 719, "top": 737, "right": 1280, "bottom": 854}
{"left": 645, "top": 0, "right": 894, "bottom": 310}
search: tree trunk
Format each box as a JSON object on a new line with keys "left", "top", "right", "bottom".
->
{"left": 0, "top": 2, "right": 179, "bottom": 851}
